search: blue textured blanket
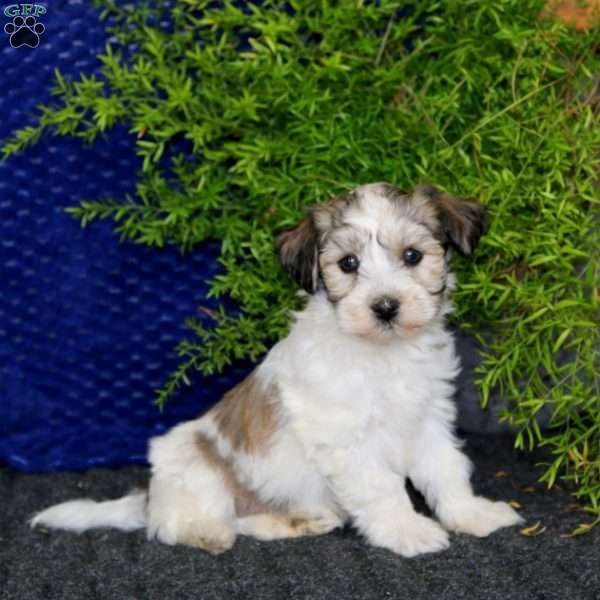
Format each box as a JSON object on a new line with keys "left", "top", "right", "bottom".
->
{"left": 0, "top": 0, "right": 251, "bottom": 471}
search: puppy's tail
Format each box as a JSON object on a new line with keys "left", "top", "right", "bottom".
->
{"left": 30, "top": 490, "right": 147, "bottom": 533}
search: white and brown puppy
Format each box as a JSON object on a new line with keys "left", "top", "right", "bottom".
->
{"left": 31, "top": 183, "right": 523, "bottom": 557}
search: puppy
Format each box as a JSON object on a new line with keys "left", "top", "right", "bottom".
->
{"left": 31, "top": 183, "right": 523, "bottom": 557}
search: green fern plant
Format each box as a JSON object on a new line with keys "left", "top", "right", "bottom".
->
{"left": 2, "top": 0, "right": 599, "bottom": 530}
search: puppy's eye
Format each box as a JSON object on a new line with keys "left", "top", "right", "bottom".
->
{"left": 402, "top": 248, "right": 422, "bottom": 266}
{"left": 338, "top": 254, "right": 360, "bottom": 273}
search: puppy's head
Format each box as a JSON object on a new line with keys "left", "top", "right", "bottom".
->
{"left": 277, "top": 183, "right": 486, "bottom": 340}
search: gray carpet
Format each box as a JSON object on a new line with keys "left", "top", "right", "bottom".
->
{"left": 1, "top": 435, "right": 598, "bottom": 600}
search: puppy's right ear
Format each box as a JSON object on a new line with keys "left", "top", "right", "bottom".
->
{"left": 276, "top": 213, "right": 319, "bottom": 294}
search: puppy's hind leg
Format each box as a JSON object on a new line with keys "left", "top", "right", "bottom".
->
{"left": 148, "top": 473, "right": 235, "bottom": 554}
{"left": 146, "top": 422, "right": 237, "bottom": 554}
{"left": 236, "top": 511, "right": 342, "bottom": 541}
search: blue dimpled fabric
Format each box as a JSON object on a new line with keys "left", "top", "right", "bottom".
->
{"left": 0, "top": 1, "right": 251, "bottom": 472}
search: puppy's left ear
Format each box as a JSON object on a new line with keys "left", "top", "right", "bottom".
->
{"left": 276, "top": 213, "right": 319, "bottom": 293}
{"left": 421, "top": 186, "right": 487, "bottom": 256}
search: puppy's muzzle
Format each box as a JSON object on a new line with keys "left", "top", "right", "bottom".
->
{"left": 371, "top": 296, "right": 399, "bottom": 323}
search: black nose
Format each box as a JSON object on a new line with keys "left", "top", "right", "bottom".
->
{"left": 371, "top": 297, "right": 400, "bottom": 322}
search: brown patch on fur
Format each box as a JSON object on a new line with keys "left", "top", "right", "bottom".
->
{"left": 195, "top": 432, "right": 271, "bottom": 518}
{"left": 288, "top": 515, "right": 308, "bottom": 529}
{"left": 210, "top": 371, "right": 280, "bottom": 455}
{"left": 417, "top": 185, "right": 487, "bottom": 256}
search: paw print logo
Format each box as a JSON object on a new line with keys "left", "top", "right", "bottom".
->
{"left": 4, "top": 15, "right": 45, "bottom": 48}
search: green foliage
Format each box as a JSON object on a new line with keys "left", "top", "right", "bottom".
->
{"left": 2, "top": 0, "right": 599, "bottom": 525}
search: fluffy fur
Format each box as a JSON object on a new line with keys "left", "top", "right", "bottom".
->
{"left": 31, "top": 183, "right": 522, "bottom": 557}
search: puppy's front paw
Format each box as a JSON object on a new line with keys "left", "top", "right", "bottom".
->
{"left": 371, "top": 513, "right": 450, "bottom": 557}
{"left": 440, "top": 496, "right": 523, "bottom": 537}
